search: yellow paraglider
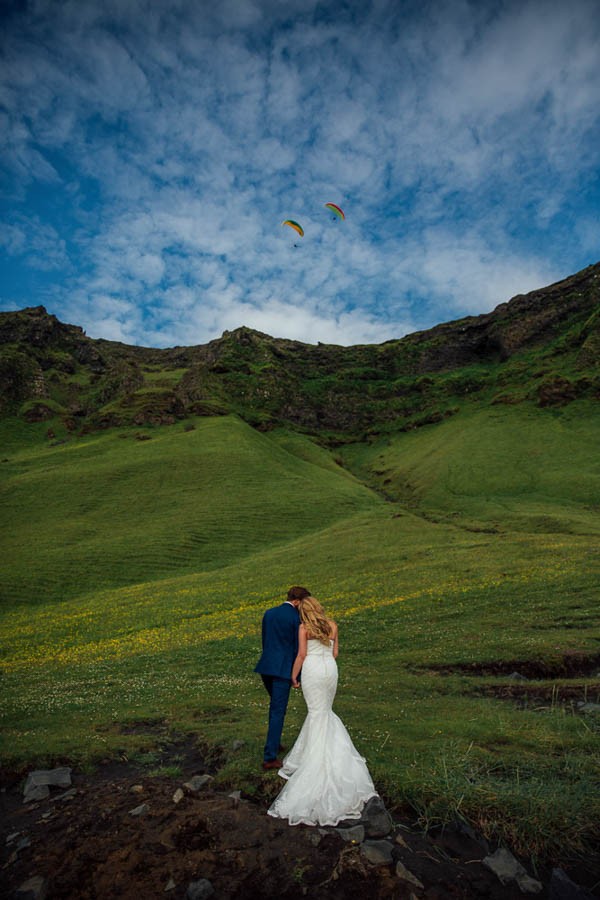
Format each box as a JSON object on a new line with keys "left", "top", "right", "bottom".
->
{"left": 282, "top": 219, "right": 304, "bottom": 237}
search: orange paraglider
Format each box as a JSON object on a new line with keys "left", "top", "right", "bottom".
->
{"left": 282, "top": 220, "right": 304, "bottom": 237}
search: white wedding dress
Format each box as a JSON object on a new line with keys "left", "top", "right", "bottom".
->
{"left": 268, "top": 638, "right": 377, "bottom": 826}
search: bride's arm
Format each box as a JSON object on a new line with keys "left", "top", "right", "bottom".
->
{"left": 291, "top": 624, "right": 307, "bottom": 687}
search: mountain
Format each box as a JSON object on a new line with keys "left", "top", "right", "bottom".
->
{"left": 1, "top": 261, "right": 599, "bottom": 439}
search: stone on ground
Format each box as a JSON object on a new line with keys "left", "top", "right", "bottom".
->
{"left": 483, "top": 847, "right": 542, "bottom": 894}
{"left": 186, "top": 879, "right": 214, "bottom": 899}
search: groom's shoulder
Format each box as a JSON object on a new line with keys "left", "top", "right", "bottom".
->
{"left": 264, "top": 602, "right": 295, "bottom": 619}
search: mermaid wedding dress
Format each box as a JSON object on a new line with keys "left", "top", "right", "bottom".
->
{"left": 267, "top": 638, "right": 377, "bottom": 826}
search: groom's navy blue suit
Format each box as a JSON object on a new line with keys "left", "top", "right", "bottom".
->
{"left": 255, "top": 602, "right": 300, "bottom": 762}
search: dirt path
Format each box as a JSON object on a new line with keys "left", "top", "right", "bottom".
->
{"left": 1, "top": 737, "right": 598, "bottom": 899}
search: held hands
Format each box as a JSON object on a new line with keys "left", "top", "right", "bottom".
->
{"left": 292, "top": 679, "right": 300, "bottom": 689}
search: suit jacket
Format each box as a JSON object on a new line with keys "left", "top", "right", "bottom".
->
{"left": 254, "top": 602, "right": 300, "bottom": 679}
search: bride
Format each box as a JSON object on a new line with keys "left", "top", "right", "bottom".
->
{"left": 267, "top": 595, "right": 377, "bottom": 826}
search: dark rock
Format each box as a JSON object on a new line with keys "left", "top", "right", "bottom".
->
{"left": 228, "top": 790, "right": 241, "bottom": 808}
{"left": 360, "top": 839, "right": 394, "bottom": 865}
{"left": 361, "top": 795, "right": 393, "bottom": 838}
{"left": 336, "top": 824, "right": 365, "bottom": 843}
{"left": 538, "top": 376, "right": 578, "bottom": 407}
{"left": 128, "top": 803, "right": 149, "bottom": 817}
{"left": 508, "top": 671, "right": 529, "bottom": 682}
{"left": 395, "top": 860, "right": 424, "bottom": 890}
{"left": 549, "top": 867, "right": 596, "bottom": 899}
{"left": 577, "top": 702, "right": 600, "bottom": 713}
{"left": 24, "top": 785, "right": 50, "bottom": 803}
{"left": 24, "top": 767, "right": 71, "bottom": 803}
{"left": 431, "top": 819, "right": 490, "bottom": 858}
{"left": 23, "top": 402, "right": 56, "bottom": 422}
{"left": 186, "top": 878, "right": 214, "bottom": 899}
{"left": 184, "top": 774, "right": 213, "bottom": 792}
{"left": 15, "top": 875, "right": 48, "bottom": 899}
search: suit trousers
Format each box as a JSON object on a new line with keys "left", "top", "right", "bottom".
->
{"left": 261, "top": 675, "right": 291, "bottom": 761}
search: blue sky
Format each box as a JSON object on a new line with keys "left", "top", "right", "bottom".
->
{"left": 1, "top": 0, "right": 599, "bottom": 347}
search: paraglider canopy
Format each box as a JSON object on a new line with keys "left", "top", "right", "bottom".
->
{"left": 324, "top": 202, "right": 345, "bottom": 220}
{"left": 282, "top": 219, "right": 304, "bottom": 237}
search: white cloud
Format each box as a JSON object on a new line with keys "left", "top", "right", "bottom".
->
{"left": 0, "top": 216, "right": 68, "bottom": 271}
{"left": 393, "top": 229, "right": 561, "bottom": 319}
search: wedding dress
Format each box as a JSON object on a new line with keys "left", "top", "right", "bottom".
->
{"left": 267, "top": 638, "right": 377, "bottom": 826}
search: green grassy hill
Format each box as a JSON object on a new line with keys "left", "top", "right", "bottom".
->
{"left": 0, "top": 415, "right": 381, "bottom": 606}
{"left": 339, "top": 401, "right": 600, "bottom": 534}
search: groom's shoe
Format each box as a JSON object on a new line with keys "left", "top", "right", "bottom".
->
{"left": 262, "top": 758, "right": 283, "bottom": 770}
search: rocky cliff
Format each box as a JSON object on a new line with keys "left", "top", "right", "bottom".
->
{"left": 1, "top": 262, "right": 598, "bottom": 435}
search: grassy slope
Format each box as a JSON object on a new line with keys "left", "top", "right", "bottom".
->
{"left": 340, "top": 400, "right": 600, "bottom": 534}
{"left": 0, "top": 415, "right": 381, "bottom": 606}
{"left": 1, "top": 407, "right": 599, "bottom": 858}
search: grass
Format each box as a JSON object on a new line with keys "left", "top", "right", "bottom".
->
{"left": 1, "top": 405, "right": 599, "bottom": 861}
{"left": 0, "top": 415, "right": 380, "bottom": 605}
{"left": 339, "top": 400, "right": 600, "bottom": 533}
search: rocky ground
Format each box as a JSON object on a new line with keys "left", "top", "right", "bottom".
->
{"left": 1, "top": 734, "right": 598, "bottom": 900}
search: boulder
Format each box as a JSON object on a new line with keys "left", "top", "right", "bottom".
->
{"left": 361, "top": 795, "right": 393, "bottom": 838}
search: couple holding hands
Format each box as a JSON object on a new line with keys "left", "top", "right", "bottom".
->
{"left": 255, "top": 586, "right": 377, "bottom": 827}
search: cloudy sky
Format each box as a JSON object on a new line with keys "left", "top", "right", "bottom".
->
{"left": 1, "top": 0, "right": 599, "bottom": 347}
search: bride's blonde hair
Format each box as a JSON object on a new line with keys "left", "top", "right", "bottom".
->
{"left": 299, "top": 596, "right": 332, "bottom": 645}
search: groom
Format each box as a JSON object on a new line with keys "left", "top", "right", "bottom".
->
{"left": 255, "top": 585, "right": 310, "bottom": 770}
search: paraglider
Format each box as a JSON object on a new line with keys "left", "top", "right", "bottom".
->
{"left": 324, "top": 202, "right": 345, "bottom": 220}
{"left": 280, "top": 202, "right": 345, "bottom": 247}
{"left": 282, "top": 219, "right": 304, "bottom": 237}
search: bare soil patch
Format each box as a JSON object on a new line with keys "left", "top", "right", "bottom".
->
{"left": 421, "top": 651, "right": 600, "bottom": 680}
{"left": 473, "top": 680, "right": 600, "bottom": 707}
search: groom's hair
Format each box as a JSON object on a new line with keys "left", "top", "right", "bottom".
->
{"left": 287, "top": 586, "right": 310, "bottom": 602}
